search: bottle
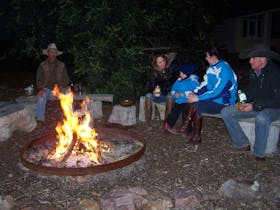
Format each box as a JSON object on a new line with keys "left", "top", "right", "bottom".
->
{"left": 238, "top": 90, "right": 247, "bottom": 103}
{"left": 154, "top": 86, "right": 161, "bottom": 97}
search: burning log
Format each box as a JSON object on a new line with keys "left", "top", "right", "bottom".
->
{"left": 48, "top": 137, "right": 77, "bottom": 163}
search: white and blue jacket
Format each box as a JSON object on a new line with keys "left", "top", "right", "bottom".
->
{"left": 194, "top": 60, "right": 238, "bottom": 105}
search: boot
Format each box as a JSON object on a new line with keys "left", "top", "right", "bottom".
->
{"left": 165, "top": 97, "right": 174, "bottom": 121}
{"left": 177, "top": 104, "right": 196, "bottom": 133}
{"left": 145, "top": 97, "right": 152, "bottom": 129}
{"left": 188, "top": 114, "right": 202, "bottom": 144}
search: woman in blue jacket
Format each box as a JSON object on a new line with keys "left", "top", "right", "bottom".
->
{"left": 179, "top": 46, "right": 238, "bottom": 144}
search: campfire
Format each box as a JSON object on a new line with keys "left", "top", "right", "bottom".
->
{"left": 48, "top": 85, "right": 109, "bottom": 164}
{"left": 21, "top": 86, "right": 145, "bottom": 175}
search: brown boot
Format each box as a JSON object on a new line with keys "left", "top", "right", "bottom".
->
{"left": 177, "top": 104, "right": 196, "bottom": 133}
{"left": 165, "top": 97, "right": 174, "bottom": 121}
{"left": 145, "top": 97, "right": 152, "bottom": 129}
{"left": 188, "top": 114, "right": 202, "bottom": 144}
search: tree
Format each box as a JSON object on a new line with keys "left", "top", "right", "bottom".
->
{"left": 1, "top": 0, "right": 231, "bottom": 103}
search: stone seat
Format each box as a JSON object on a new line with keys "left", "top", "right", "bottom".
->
{"left": 201, "top": 113, "right": 280, "bottom": 154}
{"left": 138, "top": 96, "right": 166, "bottom": 122}
{"left": 0, "top": 101, "right": 36, "bottom": 141}
{"left": 16, "top": 93, "right": 114, "bottom": 119}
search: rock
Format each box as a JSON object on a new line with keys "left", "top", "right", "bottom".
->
{"left": 174, "top": 188, "right": 202, "bottom": 208}
{"left": 0, "top": 195, "right": 14, "bottom": 210}
{"left": 141, "top": 191, "right": 173, "bottom": 210}
{"left": 80, "top": 198, "right": 100, "bottom": 210}
{"left": 100, "top": 187, "right": 135, "bottom": 210}
{"left": 130, "top": 187, "right": 173, "bottom": 210}
{"left": 0, "top": 101, "right": 36, "bottom": 141}
{"left": 219, "top": 178, "right": 260, "bottom": 200}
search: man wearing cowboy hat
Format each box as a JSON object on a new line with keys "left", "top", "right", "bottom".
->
{"left": 35, "top": 43, "right": 70, "bottom": 123}
{"left": 221, "top": 44, "right": 280, "bottom": 168}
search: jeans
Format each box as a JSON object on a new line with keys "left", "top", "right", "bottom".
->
{"left": 36, "top": 88, "right": 68, "bottom": 121}
{"left": 145, "top": 92, "right": 172, "bottom": 104}
{"left": 166, "top": 103, "right": 187, "bottom": 127}
{"left": 192, "top": 101, "right": 226, "bottom": 116}
{"left": 221, "top": 106, "right": 280, "bottom": 158}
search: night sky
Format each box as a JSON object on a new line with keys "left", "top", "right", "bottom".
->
{"left": 228, "top": 0, "right": 280, "bottom": 17}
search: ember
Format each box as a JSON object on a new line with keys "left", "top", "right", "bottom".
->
{"left": 23, "top": 131, "right": 144, "bottom": 168}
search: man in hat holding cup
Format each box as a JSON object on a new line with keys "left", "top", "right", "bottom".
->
{"left": 35, "top": 43, "right": 70, "bottom": 123}
{"left": 221, "top": 44, "right": 280, "bottom": 168}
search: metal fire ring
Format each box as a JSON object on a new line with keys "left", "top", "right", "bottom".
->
{"left": 20, "top": 127, "right": 146, "bottom": 176}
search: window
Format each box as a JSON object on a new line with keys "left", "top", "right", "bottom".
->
{"left": 242, "top": 15, "right": 263, "bottom": 38}
{"left": 271, "top": 10, "right": 280, "bottom": 39}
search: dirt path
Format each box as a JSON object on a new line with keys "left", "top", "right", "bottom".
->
{"left": 0, "top": 71, "right": 280, "bottom": 209}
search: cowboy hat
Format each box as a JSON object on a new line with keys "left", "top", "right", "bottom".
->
{"left": 42, "top": 43, "right": 63, "bottom": 56}
{"left": 239, "top": 44, "right": 280, "bottom": 61}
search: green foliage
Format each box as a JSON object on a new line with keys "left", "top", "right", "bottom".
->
{"left": 1, "top": 0, "right": 231, "bottom": 103}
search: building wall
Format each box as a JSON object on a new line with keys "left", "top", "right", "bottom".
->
{"left": 214, "top": 8, "right": 280, "bottom": 54}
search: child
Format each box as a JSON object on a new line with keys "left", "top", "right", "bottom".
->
{"left": 164, "top": 64, "right": 200, "bottom": 134}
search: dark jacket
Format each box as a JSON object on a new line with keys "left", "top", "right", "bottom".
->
{"left": 148, "top": 55, "right": 180, "bottom": 96}
{"left": 245, "top": 60, "right": 280, "bottom": 111}
{"left": 36, "top": 59, "right": 70, "bottom": 91}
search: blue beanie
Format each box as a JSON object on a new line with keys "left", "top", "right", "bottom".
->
{"left": 180, "top": 64, "right": 198, "bottom": 76}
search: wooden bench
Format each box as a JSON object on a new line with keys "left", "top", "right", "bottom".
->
{"left": 16, "top": 93, "right": 114, "bottom": 119}
{"left": 201, "top": 113, "right": 280, "bottom": 154}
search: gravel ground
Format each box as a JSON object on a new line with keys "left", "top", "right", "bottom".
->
{"left": 0, "top": 75, "right": 280, "bottom": 209}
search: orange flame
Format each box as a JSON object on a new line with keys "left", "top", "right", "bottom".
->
{"left": 48, "top": 85, "right": 108, "bottom": 163}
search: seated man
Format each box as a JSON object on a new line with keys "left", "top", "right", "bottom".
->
{"left": 221, "top": 44, "right": 280, "bottom": 166}
{"left": 35, "top": 43, "right": 70, "bottom": 122}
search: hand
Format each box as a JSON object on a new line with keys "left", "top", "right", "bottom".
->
{"left": 188, "top": 93, "right": 198, "bottom": 103}
{"left": 153, "top": 86, "right": 161, "bottom": 97}
{"left": 235, "top": 102, "right": 253, "bottom": 112}
{"left": 175, "top": 92, "right": 183, "bottom": 98}
{"left": 38, "top": 89, "right": 45, "bottom": 98}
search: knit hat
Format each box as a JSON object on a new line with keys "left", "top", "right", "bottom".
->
{"left": 42, "top": 43, "right": 63, "bottom": 56}
{"left": 180, "top": 64, "right": 198, "bottom": 76}
{"left": 239, "top": 44, "right": 280, "bottom": 61}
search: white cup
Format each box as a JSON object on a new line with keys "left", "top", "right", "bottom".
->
{"left": 25, "top": 86, "right": 34, "bottom": 96}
